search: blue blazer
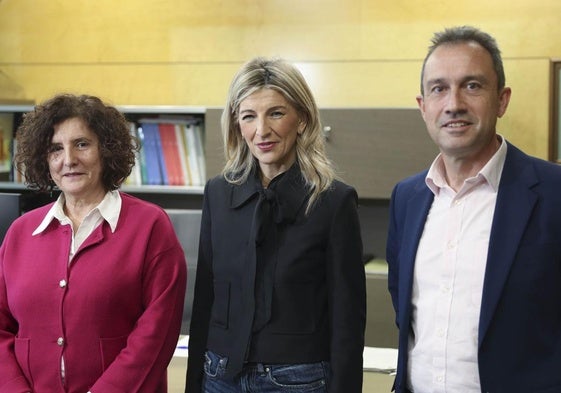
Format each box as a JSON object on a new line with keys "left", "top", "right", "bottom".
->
{"left": 387, "top": 143, "right": 561, "bottom": 393}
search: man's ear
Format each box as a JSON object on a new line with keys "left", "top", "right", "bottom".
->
{"left": 416, "top": 94, "right": 426, "bottom": 121}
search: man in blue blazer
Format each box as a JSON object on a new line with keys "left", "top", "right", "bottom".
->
{"left": 387, "top": 26, "right": 561, "bottom": 393}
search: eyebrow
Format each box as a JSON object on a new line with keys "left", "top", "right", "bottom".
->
{"left": 50, "top": 136, "right": 93, "bottom": 144}
{"left": 426, "top": 74, "right": 490, "bottom": 87}
{"left": 239, "top": 105, "right": 287, "bottom": 114}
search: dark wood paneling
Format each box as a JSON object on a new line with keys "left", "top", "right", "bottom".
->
{"left": 204, "top": 108, "right": 226, "bottom": 180}
{"left": 321, "top": 108, "right": 437, "bottom": 198}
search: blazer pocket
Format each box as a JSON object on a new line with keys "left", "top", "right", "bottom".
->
{"left": 99, "top": 335, "right": 128, "bottom": 371}
{"left": 14, "top": 337, "right": 33, "bottom": 386}
{"left": 210, "top": 280, "right": 231, "bottom": 329}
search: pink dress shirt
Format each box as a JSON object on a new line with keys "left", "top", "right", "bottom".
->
{"left": 407, "top": 138, "right": 507, "bottom": 393}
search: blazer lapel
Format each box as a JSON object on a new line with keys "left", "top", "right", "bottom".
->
{"left": 478, "top": 144, "right": 539, "bottom": 346}
{"left": 399, "top": 180, "right": 434, "bottom": 319}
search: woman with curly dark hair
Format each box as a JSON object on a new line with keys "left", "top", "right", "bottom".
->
{"left": 0, "top": 93, "right": 187, "bottom": 393}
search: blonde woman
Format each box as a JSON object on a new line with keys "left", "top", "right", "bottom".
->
{"left": 186, "top": 58, "right": 366, "bottom": 393}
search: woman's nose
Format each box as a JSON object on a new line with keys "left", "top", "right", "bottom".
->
{"left": 63, "top": 148, "right": 77, "bottom": 167}
{"left": 255, "top": 118, "right": 271, "bottom": 137}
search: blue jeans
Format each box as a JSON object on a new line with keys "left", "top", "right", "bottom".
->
{"left": 202, "top": 350, "right": 331, "bottom": 393}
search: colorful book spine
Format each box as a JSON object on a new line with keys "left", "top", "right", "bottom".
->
{"left": 158, "top": 123, "right": 184, "bottom": 185}
{"left": 184, "top": 123, "right": 202, "bottom": 186}
{"left": 175, "top": 124, "right": 191, "bottom": 186}
{"left": 193, "top": 122, "right": 206, "bottom": 183}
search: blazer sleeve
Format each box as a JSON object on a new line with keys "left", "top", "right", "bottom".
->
{"left": 185, "top": 183, "right": 214, "bottom": 393}
{"left": 326, "top": 186, "right": 366, "bottom": 393}
{"left": 386, "top": 184, "right": 400, "bottom": 321}
{"left": 90, "top": 213, "right": 187, "bottom": 393}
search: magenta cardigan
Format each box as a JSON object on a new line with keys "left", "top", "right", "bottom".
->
{"left": 0, "top": 192, "right": 187, "bottom": 393}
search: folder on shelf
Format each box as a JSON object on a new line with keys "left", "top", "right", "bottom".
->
{"left": 153, "top": 124, "right": 168, "bottom": 185}
{"left": 193, "top": 122, "right": 206, "bottom": 183}
{"left": 183, "top": 123, "right": 204, "bottom": 186}
{"left": 158, "top": 123, "right": 184, "bottom": 186}
{"left": 139, "top": 122, "right": 164, "bottom": 185}
{"left": 175, "top": 124, "right": 192, "bottom": 186}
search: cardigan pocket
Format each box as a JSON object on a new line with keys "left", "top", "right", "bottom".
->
{"left": 99, "top": 335, "right": 128, "bottom": 371}
{"left": 210, "top": 280, "right": 231, "bottom": 329}
{"left": 14, "top": 337, "right": 33, "bottom": 386}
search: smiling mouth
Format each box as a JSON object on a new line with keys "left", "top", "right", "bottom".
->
{"left": 443, "top": 121, "right": 471, "bottom": 128}
{"left": 257, "top": 142, "right": 276, "bottom": 149}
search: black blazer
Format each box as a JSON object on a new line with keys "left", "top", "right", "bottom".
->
{"left": 387, "top": 143, "right": 561, "bottom": 393}
{"left": 186, "top": 165, "right": 366, "bottom": 393}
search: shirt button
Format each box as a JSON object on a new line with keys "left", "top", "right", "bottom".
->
{"left": 57, "top": 337, "right": 65, "bottom": 346}
{"left": 59, "top": 279, "right": 67, "bottom": 288}
{"left": 437, "top": 376, "right": 444, "bottom": 382}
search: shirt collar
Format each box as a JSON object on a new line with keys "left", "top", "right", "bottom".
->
{"left": 425, "top": 135, "right": 507, "bottom": 195}
{"left": 33, "top": 190, "right": 122, "bottom": 235}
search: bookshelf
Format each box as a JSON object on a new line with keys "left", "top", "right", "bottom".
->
{"left": 0, "top": 104, "right": 214, "bottom": 211}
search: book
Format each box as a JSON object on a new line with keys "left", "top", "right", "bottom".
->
{"left": 193, "top": 122, "right": 206, "bottom": 183}
{"left": 175, "top": 124, "right": 191, "bottom": 186}
{"left": 152, "top": 124, "right": 168, "bottom": 185}
{"left": 139, "top": 122, "right": 164, "bottom": 185}
{"left": 183, "top": 123, "right": 202, "bottom": 186}
{"left": 158, "top": 123, "right": 184, "bottom": 186}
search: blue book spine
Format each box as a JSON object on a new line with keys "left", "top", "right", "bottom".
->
{"left": 140, "top": 123, "right": 163, "bottom": 185}
{"left": 152, "top": 124, "right": 168, "bottom": 185}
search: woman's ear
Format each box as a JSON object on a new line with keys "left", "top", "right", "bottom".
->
{"left": 297, "top": 120, "right": 305, "bottom": 135}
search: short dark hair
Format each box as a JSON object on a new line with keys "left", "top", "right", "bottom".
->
{"left": 420, "top": 26, "right": 505, "bottom": 95}
{"left": 15, "top": 93, "right": 139, "bottom": 192}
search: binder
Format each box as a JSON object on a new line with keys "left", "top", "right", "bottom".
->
{"left": 140, "top": 122, "right": 164, "bottom": 185}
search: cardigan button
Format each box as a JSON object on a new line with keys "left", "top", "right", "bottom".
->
{"left": 57, "top": 337, "right": 65, "bottom": 346}
{"left": 59, "top": 279, "right": 67, "bottom": 288}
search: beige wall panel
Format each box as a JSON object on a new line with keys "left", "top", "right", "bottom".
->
{"left": 3, "top": 1, "right": 561, "bottom": 62}
{"left": 1, "top": 60, "right": 421, "bottom": 107}
{"left": 0, "top": 64, "right": 238, "bottom": 106}
{"left": 0, "top": 0, "right": 558, "bottom": 158}
{"left": 499, "top": 59, "right": 550, "bottom": 158}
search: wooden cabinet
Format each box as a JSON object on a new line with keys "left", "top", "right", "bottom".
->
{"left": 203, "top": 107, "right": 226, "bottom": 180}
{"left": 320, "top": 108, "right": 437, "bottom": 199}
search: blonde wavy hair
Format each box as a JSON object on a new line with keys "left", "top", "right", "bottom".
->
{"left": 221, "top": 57, "right": 336, "bottom": 214}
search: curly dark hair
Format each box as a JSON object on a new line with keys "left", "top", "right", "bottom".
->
{"left": 15, "top": 94, "right": 139, "bottom": 192}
